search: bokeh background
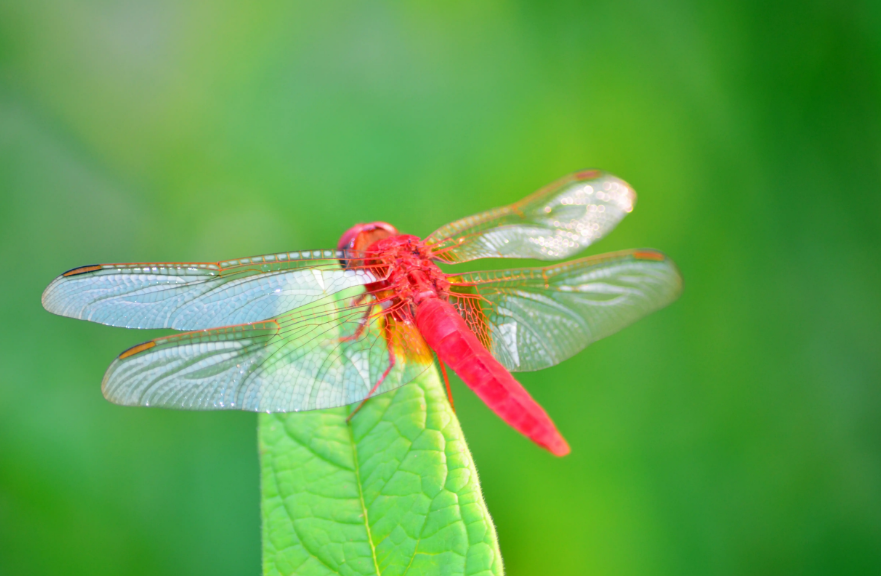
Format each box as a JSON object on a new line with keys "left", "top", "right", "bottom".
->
{"left": 2, "top": 1, "right": 880, "bottom": 575}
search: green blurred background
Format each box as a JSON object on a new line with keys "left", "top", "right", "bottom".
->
{"left": 2, "top": 1, "right": 880, "bottom": 574}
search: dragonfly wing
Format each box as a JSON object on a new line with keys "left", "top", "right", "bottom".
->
{"left": 102, "top": 287, "right": 434, "bottom": 412}
{"left": 425, "top": 170, "right": 636, "bottom": 263}
{"left": 447, "top": 250, "right": 682, "bottom": 371}
{"left": 42, "top": 250, "right": 379, "bottom": 330}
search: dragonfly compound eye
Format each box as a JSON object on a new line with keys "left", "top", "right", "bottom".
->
{"left": 337, "top": 222, "right": 399, "bottom": 268}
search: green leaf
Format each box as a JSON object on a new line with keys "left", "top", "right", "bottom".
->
{"left": 259, "top": 367, "right": 504, "bottom": 576}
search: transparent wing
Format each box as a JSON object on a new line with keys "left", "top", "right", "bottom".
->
{"left": 425, "top": 170, "right": 636, "bottom": 263}
{"left": 101, "top": 287, "right": 434, "bottom": 412}
{"left": 447, "top": 250, "right": 682, "bottom": 371}
{"left": 42, "top": 250, "right": 381, "bottom": 330}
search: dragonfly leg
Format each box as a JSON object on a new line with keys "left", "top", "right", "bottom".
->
{"left": 346, "top": 321, "right": 396, "bottom": 423}
{"left": 437, "top": 356, "right": 455, "bottom": 413}
{"left": 339, "top": 296, "right": 373, "bottom": 343}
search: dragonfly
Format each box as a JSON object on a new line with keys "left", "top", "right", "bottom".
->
{"left": 42, "top": 170, "right": 681, "bottom": 456}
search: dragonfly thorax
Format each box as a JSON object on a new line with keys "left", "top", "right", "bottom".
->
{"left": 360, "top": 233, "right": 450, "bottom": 310}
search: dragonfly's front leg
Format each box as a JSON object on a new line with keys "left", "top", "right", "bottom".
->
{"left": 339, "top": 292, "right": 372, "bottom": 343}
{"left": 339, "top": 287, "right": 397, "bottom": 343}
{"left": 346, "top": 313, "right": 397, "bottom": 423}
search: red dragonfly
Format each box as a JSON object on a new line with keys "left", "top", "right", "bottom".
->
{"left": 42, "top": 170, "right": 681, "bottom": 456}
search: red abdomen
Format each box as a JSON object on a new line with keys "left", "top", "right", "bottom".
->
{"left": 415, "top": 296, "right": 570, "bottom": 456}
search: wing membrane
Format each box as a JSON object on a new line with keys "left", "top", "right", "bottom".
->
{"left": 42, "top": 250, "right": 380, "bottom": 330}
{"left": 426, "top": 170, "right": 636, "bottom": 263}
{"left": 447, "top": 250, "right": 682, "bottom": 371}
{"left": 102, "top": 287, "right": 433, "bottom": 412}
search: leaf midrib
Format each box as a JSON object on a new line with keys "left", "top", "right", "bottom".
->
{"left": 349, "top": 421, "right": 381, "bottom": 576}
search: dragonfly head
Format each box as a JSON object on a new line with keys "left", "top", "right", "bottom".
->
{"left": 337, "top": 222, "right": 398, "bottom": 268}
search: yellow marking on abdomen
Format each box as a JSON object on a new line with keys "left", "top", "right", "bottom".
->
{"left": 119, "top": 341, "right": 156, "bottom": 359}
